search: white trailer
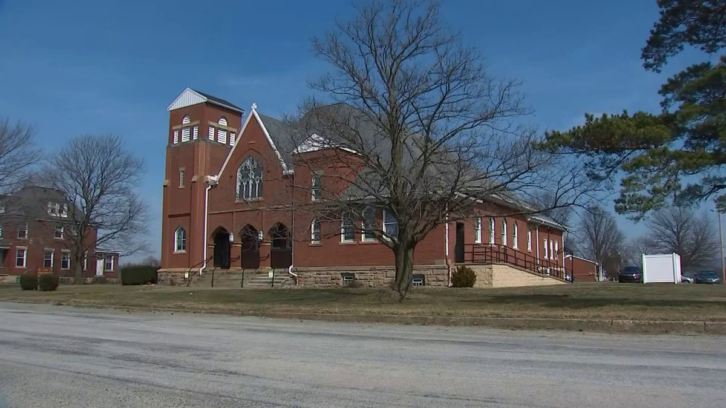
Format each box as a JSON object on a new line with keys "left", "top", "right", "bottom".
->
{"left": 642, "top": 253, "right": 682, "bottom": 284}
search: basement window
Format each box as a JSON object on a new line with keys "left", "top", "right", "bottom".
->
{"left": 341, "top": 273, "right": 355, "bottom": 286}
{"left": 412, "top": 274, "right": 425, "bottom": 287}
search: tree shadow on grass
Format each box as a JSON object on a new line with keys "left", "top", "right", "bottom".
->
{"left": 459, "top": 294, "right": 726, "bottom": 310}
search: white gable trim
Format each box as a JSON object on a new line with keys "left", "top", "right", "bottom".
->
{"left": 167, "top": 88, "right": 207, "bottom": 112}
{"left": 293, "top": 134, "right": 358, "bottom": 155}
{"left": 216, "top": 104, "right": 290, "bottom": 179}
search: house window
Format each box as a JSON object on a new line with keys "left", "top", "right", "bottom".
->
{"left": 383, "top": 210, "right": 398, "bottom": 238}
{"left": 512, "top": 222, "right": 518, "bottom": 249}
{"left": 0, "top": 204, "right": 5, "bottom": 213}
{"left": 44, "top": 250, "right": 54, "bottom": 268}
{"left": 501, "top": 220, "right": 507, "bottom": 246}
{"left": 362, "top": 206, "right": 376, "bottom": 241}
{"left": 54, "top": 225, "right": 64, "bottom": 239}
{"left": 0, "top": 225, "right": 3, "bottom": 238}
{"left": 230, "top": 132, "right": 236, "bottom": 146}
{"left": 181, "top": 127, "right": 190, "bottom": 142}
{"left": 341, "top": 273, "right": 355, "bottom": 286}
{"left": 174, "top": 227, "right": 186, "bottom": 252}
{"left": 173, "top": 130, "right": 179, "bottom": 144}
{"left": 311, "top": 174, "right": 322, "bottom": 201}
{"left": 60, "top": 204, "right": 68, "bottom": 218}
{"left": 474, "top": 217, "right": 482, "bottom": 244}
{"left": 83, "top": 251, "right": 88, "bottom": 271}
{"left": 61, "top": 251, "right": 71, "bottom": 270}
{"left": 218, "top": 117, "right": 228, "bottom": 127}
{"left": 192, "top": 125, "right": 198, "bottom": 140}
{"left": 543, "top": 239, "right": 548, "bottom": 259}
{"left": 105, "top": 256, "right": 114, "bottom": 271}
{"left": 489, "top": 217, "right": 495, "bottom": 244}
{"left": 412, "top": 274, "right": 425, "bottom": 287}
{"left": 17, "top": 224, "right": 28, "bottom": 239}
{"left": 208, "top": 126, "right": 215, "bottom": 140}
{"left": 47, "top": 202, "right": 57, "bottom": 216}
{"left": 237, "top": 157, "right": 263, "bottom": 200}
{"left": 311, "top": 218, "right": 321, "bottom": 243}
{"left": 218, "top": 129, "right": 227, "bottom": 144}
{"left": 341, "top": 216, "right": 355, "bottom": 242}
{"left": 15, "top": 248, "right": 26, "bottom": 268}
{"left": 527, "top": 228, "right": 532, "bottom": 252}
{"left": 179, "top": 169, "right": 185, "bottom": 188}
{"left": 182, "top": 115, "right": 190, "bottom": 125}
{"left": 550, "top": 240, "right": 554, "bottom": 260}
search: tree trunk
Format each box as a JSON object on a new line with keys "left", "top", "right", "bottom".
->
{"left": 73, "top": 253, "right": 83, "bottom": 285}
{"left": 393, "top": 244, "right": 415, "bottom": 300}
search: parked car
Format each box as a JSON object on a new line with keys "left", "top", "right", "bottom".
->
{"left": 694, "top": 271, "right": 721, "bottom": 284}
{"left": 618, "top": 266, "right": 642, "bottom": 283}
{"left": 681, "top": 273, "right": 694, "bottom": 284}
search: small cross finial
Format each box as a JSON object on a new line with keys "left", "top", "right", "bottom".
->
{"left": 251, "top": 103, "right": 257, "bottom": 111}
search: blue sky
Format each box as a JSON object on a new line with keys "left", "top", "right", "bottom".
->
{"left": 0, "top": 0, "right": 706, "bottom": 260}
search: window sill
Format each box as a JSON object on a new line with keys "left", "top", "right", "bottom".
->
{"left": 235, "top": 197, "right": 263, "bottom": 203}
{"left": 14, "top": 265, "right": 26, "bottom": 269}
{"left": 339, "top": 241, "right": 356, "bottom": 245}
{"left": 173, "top": 250, "right": 187, "bottom": 254}
{"left": 309, "top": 242, "right": 322, "bottom": 247}
{"left": 54, "top": 237, "right": 64, "bottom": 240}
{"left": 360, "top": 240, "right": 378, "bottom": 244}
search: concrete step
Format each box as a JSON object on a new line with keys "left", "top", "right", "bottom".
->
{"left": 191, "top": 270, "right": 293, "bottom": 288}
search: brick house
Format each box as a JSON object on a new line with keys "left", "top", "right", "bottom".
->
{"left": 564, "top": 255, "right": 599, "bottom": 282}
{"left": 0, "top": 186, "right": 119, "bottom": 283}
{"left": 159, "top": 88, "right": 567, "bottom": 287}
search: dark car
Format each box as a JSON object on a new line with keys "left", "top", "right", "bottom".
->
{"left": 619, "top": 266, "right": 642, "bottom": 283}
{"left": 694, "top": 271, "right": 721, "bottom": 284}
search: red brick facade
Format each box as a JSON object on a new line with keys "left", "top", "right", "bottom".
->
{"left": 160, "top": 89, "right": 566, "bottom": 280}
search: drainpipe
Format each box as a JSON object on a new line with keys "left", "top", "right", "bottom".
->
{"left": 535, "top": 224, "right": 540, "bottom": 269}
{"left": 199, "top": 176, "right": 218, "bottom": 276}
{"left": 288, "top": 174, "right": 297, "bottom": 282}
{"left": 444, "top": 205, "right": 451, "bottom": 286}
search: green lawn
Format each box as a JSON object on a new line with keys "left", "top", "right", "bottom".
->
{"left": 1, "top": 282, "right": 725, "bottom": 322}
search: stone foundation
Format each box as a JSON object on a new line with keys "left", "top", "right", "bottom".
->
{"left": 157, "top": 269, "right": 190, "bottom": 286}
{"left": 294, "top": 265, "right": 449, "bottom": 288}
{"left": 469, "top": 264, "right": 566, "bottom": 288}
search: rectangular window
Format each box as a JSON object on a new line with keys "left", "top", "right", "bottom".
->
{"left": 83, "top": 251, "right": 88, "bottom": 271}
{"left": 15, "top": 248, "right": 26, "bottom": 268}
{"left": 208, "top": 126, "right": 215, "bottom": 140}
{"left": 61, "top": 251, "right": 71, "bottom": 270}
{"left": 44, "top": 250, "right": 54, "bottom": 268}
{"left": 474, "top": 217, "right": 482, "bottom": 244}
{"left": 362, "top": 206, "right": 376, "bottom": 241}
{"left": 60, "top": 204, "right": 68, "bottom": 218}
{"left": 311, "top": 174, "right": 322, "bottom": 201}
{"left": 554, "top": 241, "right": 559, "bottom": 263}
{"left": 527, "top": 228, "right": 532, "bottom": 252}
{"left": 512, "top": 222, "right": 518, "bottom": 249}
{"left": 341, "top": 273, "right": 355, "bottom": 286}
{"left": 0, "top": 204, "right": 5, "bottom": 213}
{"left": 104, "top": 256, "right": 114, "bottom": 271}
{"left": 543, "top": 239, "right": 548, "bottom": 259}
{"left": 179, "top": 169, "right": 185, "bottom": 188}
{"left": 341, "top": 216, "right": 355, "bottom": 242}
{"left": 54, "top": 225, "right": 64, "bottom": 239}
{"left": 311, "top": 219, "right": 321, "bottom": 243}
{"left": 218, "top": 129, "right": 227, "bottom": 144}
{"left": 47, "top": 202, "right": 57, "bottom": 216}
{"left": 0, "top": 225, "right": 3, "bottom": 238}
{"left": 383, "top": 210, "right": 398, "bottom": 238}
{"left": 17, "top": 224, "right": 28, "bottom": 239}
{"left": 181, "top": 127, "right": 190, "bottom": 142}
{"left": 173, "top": 130, "right": 179, "bottom": 144}
{"left": 412, "top": 274, "right": 425, "bottom": 287}
{"left": 489, "top": 217, "right": 495, "bottom": 244}
{"left": 192, "top": 125, "right": 198, "bottom": 140}
{"left": 230, "top": 132, "right": 236, "bottom": 146}
{"left": 550, "top": 240, "right": 554, "bottom": 260}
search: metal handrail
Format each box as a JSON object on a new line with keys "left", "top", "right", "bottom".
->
{"left": 465, "top": 243, "right": 567, "bottom": 280}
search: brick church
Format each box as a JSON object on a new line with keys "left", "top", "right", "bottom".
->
{"left": 159, "top": 88, "right": 567, "bottom": 287}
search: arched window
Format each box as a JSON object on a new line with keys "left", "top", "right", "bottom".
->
{"left": 512, "top": 222, "right": 518, "bottom": 249}
{"left": 182, "top": 115, "right": 191, "bottom": 125}
{"left": 489, "top": 217, "right": 495, "bottom": 244}
{"left": 362, "top": 206, "right": 376, "bottom": 241}
{"left": 237, "top": 157, "right": 263, "bottom": 200}
{"left": 218, "top": 117, "right": 227, "bottom": 126}
{"left": 174, "top": 227, "right": 186, "bottom": 252}
{"left": 181, "top": 115, "right": 191, "bottom": 142}
{"left": 311, "top": 218, "right": 321, "bottom": 243}
{"left": 501, "top": 219, "right": 507, "bottom": 246}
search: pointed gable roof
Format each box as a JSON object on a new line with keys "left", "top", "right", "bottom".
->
{"left": 167, "top": 88, "right": 244, "bottom": 114}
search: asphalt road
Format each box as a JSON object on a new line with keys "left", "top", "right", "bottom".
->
{"left": 0, "top": 303, "right": 724, "bottom": 408}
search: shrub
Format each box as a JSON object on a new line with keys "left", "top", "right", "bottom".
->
{"left": 451, "top": 265, "right": 476, "bottom": 288}
{"left": 19, "top": 274, "right": 37, "bottom": 290}
{"left": 121, "top": 265, "right": 158, "bottom": 285}
{"left": 90, "top": 276, "right": 110, "bottom": 284}
{"left": 38, "top": 274, "right": 59, "bottom": 291}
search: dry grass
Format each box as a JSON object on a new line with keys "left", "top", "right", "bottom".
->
{"left": 2, "top": 282, "right": 726, "bottom": 322}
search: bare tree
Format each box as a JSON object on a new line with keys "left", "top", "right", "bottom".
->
{"left": 622, "top": 236, "right": 655, "bottom": 269}
{"left": 0, "top": 117, "right": 39, "bottom": 193}
{"left": 41, "top": 135, "right": 149, "bottom": 283}
{"left": 578, "top": 205, "right": 624, "bottom": 268}
{"left": 142, "top": 255, "right": 160, "bottom": 267}
{"left": 645, "top": 207, "right": 719, "bottom": 270}
{"left": 531, "top": 191, "right": 579, "bottom": 255}
{"left": 287, "top": 0, "right": 594, "bottom": 297}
